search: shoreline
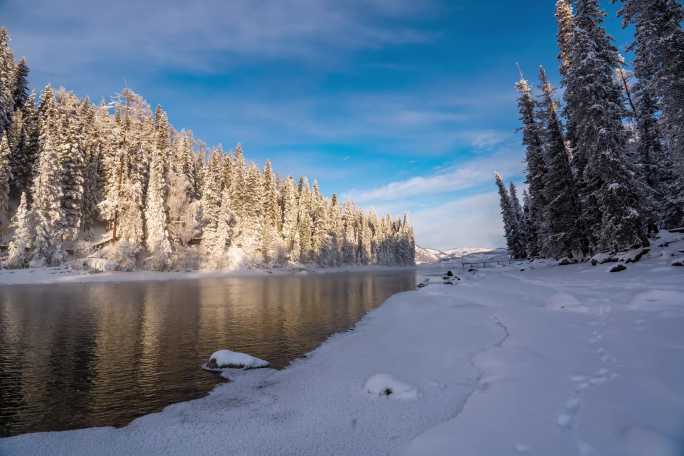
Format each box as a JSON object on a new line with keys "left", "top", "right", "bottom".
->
{"left": 0, "top": 264, "right": 417, "bottom": 286}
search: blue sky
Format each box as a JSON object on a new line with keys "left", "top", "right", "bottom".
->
{"left": 1, "top": 0, "right": 634, "bottom": 249}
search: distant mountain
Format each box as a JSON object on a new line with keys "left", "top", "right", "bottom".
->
{"left": 415, "top": 246, "right": 507, "bottom": 264}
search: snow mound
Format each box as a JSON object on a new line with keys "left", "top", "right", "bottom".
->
{"left": 204, "top": 350, "right": 270, "bottom": 370}
{"left": 364, "top": 374, "right": 418, "bottom": 400}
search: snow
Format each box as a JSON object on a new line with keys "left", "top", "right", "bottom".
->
{"left": 205, "top": 350, "right": 269, "bottom": 370}
{"left": 364, "top": 374, "right": 418, "bottom": 400}
{"left": 1, "top": 233, "right": 683, "bottom": 456}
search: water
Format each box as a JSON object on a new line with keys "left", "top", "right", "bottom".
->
{"left": 0, "top": 270, "right": 416, "bottom": 437}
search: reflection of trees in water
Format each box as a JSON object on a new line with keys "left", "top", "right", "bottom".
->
{"left": 0, "top": 271, "right": 415, "bottom": 436}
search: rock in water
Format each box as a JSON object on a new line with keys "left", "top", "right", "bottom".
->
{"left": 206, "top": 350, "right": 270, "bottom": 370}
{"left": 558, "top": 258, "right": 578, "bottom": 266}
{"left": 609, "top": 264, "right": 627, "bottom": 273}
{"left": 672, "top": 261, "right": 684, "bottom": 267}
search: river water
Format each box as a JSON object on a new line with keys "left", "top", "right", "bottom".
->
{"left": 0, "top": 270, "right": 416, "bottom": 436}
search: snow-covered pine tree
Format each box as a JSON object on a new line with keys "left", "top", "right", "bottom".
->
{"left": 280, "top": 176, "right": 299, "bottom": 261}
{"left": 239, "top": 163, "right": 264, "bottom": 260}
{"left": 56, "top": 90, "right": 85, "bottom": 241}
{"left": 79, "top": 100, "right": 103, "bottom": 235}
{"left": 30, "top": 86, "right": 64, "bottom": 266}
{"left": 515, "top": 75, "right": 546, "bottom": 257}
{"left": 565, "top": 0, "right": 649, "bottom": 253}
{"left": 556, "top": 0, "right": 575, "bottom": 79}
{"left": 509, "top": 181, "right": 527, "bottom": 258}
{"left": 495, "top": 173, "right": 522, "bottom": 259}
{"left": 296, "top": 177, "right": 313, "bottom": 263}
{"left": 200, "top": 149, "right": 224, "bottom": 254}
{"left": 0, "top": 132, "right": 10, "bottom": 229}
{"left": 261, "top": 160, "right": 281, "bottom": 263}
{"left": 0, "top": 27, "right": 15, "bottom": 136}
{"left": 619, "top": 0, "right": 684, "bottom": 174}
{"left": 310, "top": 179, "right": 329, "bottom": 264}
{"left": 144, "top": 106, "right": 173, "bottom": 270}
{"left": 11, "top": 57, "right": 28, "bottom": 113}
{"left": 205, "top": 185, "right": 235, "bottom": 269}
{"left": 537, "top": 66, "right": 584, "bottom": 258}
{"left": 5, "top": 191, "right": 32, "bottom": 268}
{"left": 341, "top": 201, "right": 357, "bottom": 264}
{"left": 230, "top": 144, "right": 246, "bottom": 223}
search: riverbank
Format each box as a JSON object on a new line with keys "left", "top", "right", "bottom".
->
{"left": 1, "top": 234, "right": 683, "bottom": 455}
{"left": 0, "top": 263, "right": 416, "bottom": 286}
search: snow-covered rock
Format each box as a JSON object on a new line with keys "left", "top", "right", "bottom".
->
{"left": 591, "top": 252, "right": 617, "bottom": 266}
{"left": 205, "top": 350, "right": 269, "bottom": 370}
{"left": 618, "top": 247, "right": 650, "bottom": 264}
{"left": 364, "top": 374, "right": 418, "bottom": 400}
{"left": 609, "top": 264, "right": 627, "bottom": 273}
{"left": 83, "top": 257, "right": 117, "bottom": 273}
{"left": 557, "top": 257, "right": 578, "bottom": 266}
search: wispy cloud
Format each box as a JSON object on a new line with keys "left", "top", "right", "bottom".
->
{"left": 411, "top": 192, "right": 505, "bottom": 249}
{"left": 2, "top": 0, "right": 438, "bottom": 74}
{"left": 345, "top": 146, "right": 523, "bottom": 203}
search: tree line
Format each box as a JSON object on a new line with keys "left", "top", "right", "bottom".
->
{"left": 0, "top": 28, "right": 415, "bottom": 271}
{"left": 497, "top": 0, "right": 684, "bottom": 260}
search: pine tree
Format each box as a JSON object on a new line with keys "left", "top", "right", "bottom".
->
{"left": 556, "top": 0, "right": 575, "bottom": 79}
{"left": 495, "top": 173, "right": 524, "bottom": 259}
{"left": 57, "top": 91, "right": 85, "bottom": 241}
{"left": 239, "top": 163, "right": 264, "bottom": 259}
{"left": 619, "top": 0, "right": 684, "bottom": 173}
{"left": 144, "top": 107, "right": 173, "bottom": 269}
{"left": 538, "top": 67, "right": 584, "bottom": 258}
{"left": 0, "top": 27, "right": 15, "bottom": 136}
{"left": 5, "top": 192, "right": 32, "bottom": 268}
{"left": 0, "top": 132, "right": 11, "bottom": 229}
{"left": 515, "top": 75, "right": 545, "bottom": 257}
{"left": 201, "top": 150, "right": 224, "bottom": 251}
{"left": 565, "top": 0, "right": 649, "bottom": 252}
{"left": 11, "top": 57, "right": 29, "bottom": 112}
{"left": 281, "top": 176, "right": 299, "bottom": 261}
{"left": 30, "top": 86, "right": 64, "bottom": 266}
{"left": 261, "top": 161, "right": 281, "bottom": 263}
{"left": 509, "top": 182, "right": 527, "bottom": 258}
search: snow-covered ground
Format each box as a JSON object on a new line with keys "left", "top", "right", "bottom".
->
{"left": 0, "top": 263, "right": 414, "bottom": 286}
{"left": 1, "top": 234, "right": 683, "bottom": 455}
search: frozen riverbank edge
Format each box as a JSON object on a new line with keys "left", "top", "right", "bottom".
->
{"left": 1, "top": 234, "right": 683, "bottom": 455}
{"left": 0, "top": 264, "right": 416, "bottom": 286}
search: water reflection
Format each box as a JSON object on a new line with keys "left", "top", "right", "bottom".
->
{"left": 0, "top": 270, "right": 415, "bottom": 436}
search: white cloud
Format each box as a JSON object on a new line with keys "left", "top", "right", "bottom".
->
{"left": 2, "top": 0, "right": 436, "bottom": 74}
{"left": 346, "top": 147, "right": 523, "bottom": 203}
{"left": 411, "top": 192, "right": 505, "bottom": 249}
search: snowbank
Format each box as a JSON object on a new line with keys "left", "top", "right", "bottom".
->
{"left": 204, "top": 350, "right": 269, "bottom": 370}
{"left": 1, "top": 233, "right": 683, "bottom": 455}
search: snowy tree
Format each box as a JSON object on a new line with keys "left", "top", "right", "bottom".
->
{"left": 262, "top": 161, "right": 281, "bottom": 263}
{"left": 565, "top": 0, "right": 649, "bottom": 252}
{"left": 537, "top": 67, "right": 584, "bottom": 258}
{"left": 30, "top": 86, "right": 64, "bottom": 266}
{"left": 238, "top": 163, "right": 264, "bottom": 259}
{"left": 556, "top": 0, "right": 575, "bottom": 79}
{"left": 515, "top": 75, "right": 546, "bottom": 257}
{"left": 11, "top": 57, "right": 29, "bottom": 112}
{"left": 495, "top": 173, "right": 525, "bottom": 259}
{"left": 5, "top": 192, "right": 32, "bottom": 268}
{"left": 0, "top": 27, "right": 15, "bottom": 136}
{"left": 144, "top": 106, "right": 173, "bottom": 270}
{"left": 0, "top": 132, "right": 10, "bottom": 229}
{"left": 201, "top": 150, "right": 224, "bottom": 252}
{"left": 619, "top": 0, "right": 684, "bottom": 173}
{"left": 56, "top": 90, "right": 85, "bottom": 241}
{"left": 281, "top": 176, "right": 300, "bottom": 261}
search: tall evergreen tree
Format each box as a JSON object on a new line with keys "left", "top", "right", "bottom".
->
{"left": 619, "top": 0, "right": 684, "bottom": 173}
{"left": 11, "top": 57, "right": 29, "bottom": 112}
{"left": 495, "top": 173, "right": 522, "bottom": 258}
{"left": 515, "top": 75, "right": 546, "bottom": 257}
{"left": 565, "top": 0, "right": 649, "bottom": 252}
{"left": 538, "top": 67, "right": 584, "bottom": 258}
{"left": 0, "top": 132, "right": 10, "bottom": 229}
{"left": 0, "top": 27, "right": 15, "bottom": 135}
{"left": 30, "top": 86, "right": 64, "bottom": 265}
{"left": 5, "top": 192, "right": 32, "bottom": 268}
